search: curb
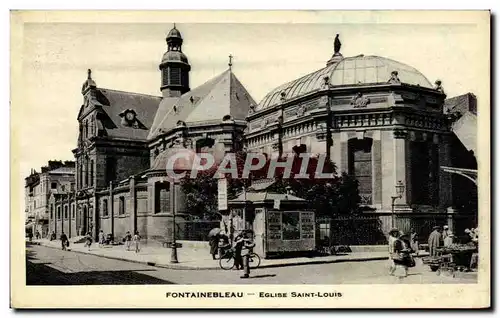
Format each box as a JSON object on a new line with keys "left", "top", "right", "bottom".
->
{"left": 32, "top": 241, "right": 428, "bottom": 271}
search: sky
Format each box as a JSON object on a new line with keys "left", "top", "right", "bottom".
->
{"left": 14, "top": 12, "right": 489, "bottom": 180}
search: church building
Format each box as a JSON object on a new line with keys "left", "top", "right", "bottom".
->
{"left": 47, "top": 26, "right": 477, "bottom": 242}
{"left": 49, "top": 25, "right": 254, "bottom": 240}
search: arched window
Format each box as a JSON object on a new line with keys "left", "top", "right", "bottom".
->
{"left": 119, "top": 197, "right": 125, "bottom": 215}
{"left": 348, "top": 138, "right": 373, "bottom": 205}
{"left": 90, "top": 160, "right": 94, "bottom": 187}
{"left": 50, "top": 204, "right": 54, "bottom": 219}
{"left": 64, "top": 205, "right": 68, "bottom": 219}
{"left": 57, "top": 207, "right": 61, "bottom": 220}
{"left": 85, "top": 156, "right": 89, "bottom": 186}
{"left": 155, "top": 182, "right": 170, "bottom": 214}
{"left": 102, "top": 199, "right": 108, "bottom": 217}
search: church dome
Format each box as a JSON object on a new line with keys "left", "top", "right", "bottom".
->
{"left": 161, "top": 50, "right": 189, "bottom": 65}
{"left": 151, "top": 146, "right": 197, "bottom": 173}
{"left": 258, "top": 55, "right": 433, "bottom": 110}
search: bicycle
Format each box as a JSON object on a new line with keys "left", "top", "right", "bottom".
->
{"left": 219, "top": 248, "right": 261, "bottom": 270}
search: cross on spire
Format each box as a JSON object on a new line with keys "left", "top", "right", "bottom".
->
{"left": 228, "top": 54, "right": 233, "bottom": 70}
{"left": 87, "top": 69, "right": 92, "bottom": 79}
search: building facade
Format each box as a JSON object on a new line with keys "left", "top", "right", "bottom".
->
{"left": 38, "top": 27, "right": 477, "bottom": 242}
{"left": 245, "top": 36, "right": 477, "bottom": 235}
{"left": 25, "top": 160, "right": 75, "bottom": 237}
{"left": 51, "top": 25, "right": 254, "bottom": 241}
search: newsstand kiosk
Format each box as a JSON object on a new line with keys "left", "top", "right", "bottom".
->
{"left": 227, "top": 189, "right": 315, "bottom": 259}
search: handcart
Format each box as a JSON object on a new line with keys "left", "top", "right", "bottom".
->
{"left": 422, "top": 245, "right": 478, "bottom": 277}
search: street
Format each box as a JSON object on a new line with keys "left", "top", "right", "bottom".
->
{"left": 26, "top": 245, "right": 477, "bottom": 285}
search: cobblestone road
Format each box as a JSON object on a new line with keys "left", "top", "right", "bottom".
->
{"left": 26, "top": 245, "right": 477, "bottom": 285}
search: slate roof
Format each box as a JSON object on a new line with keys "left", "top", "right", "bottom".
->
{"left": 451, "top": 111, "right": 477, "bottom": 154}
{"left": 92, "top": 88, "right": 162, "bottom": 141}
{"left": 445, "top": 93, "right": 477, "bottom": 154}
{"left": 148, "top": 69, "right": 256, "bottom": 140}
{"left": 49, "top": 167, "right": 75, "bottom": 175}
{"left": 444, "top": 93, "right": 477, "bottom": 115}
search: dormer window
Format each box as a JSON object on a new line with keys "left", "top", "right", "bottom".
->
{"left": 119, "top": 109, "right": 141, "bottom": 128}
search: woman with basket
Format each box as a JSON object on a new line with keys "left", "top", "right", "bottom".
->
{"left": 389, "top": 229, "right": 415, "bottom": 278}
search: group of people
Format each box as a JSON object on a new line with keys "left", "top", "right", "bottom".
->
{"left": 123, "top": 231, "right": 141, "bottom": 253}
{"left": 390, "top": 224, "right": 479, "bottom": 277}
{"left": 428, "top": 225, "right": 479, "bottom": 256}
{"left": 209, "top": 230, "right": 256, "bottom": 279}
{"left": 56, "top": 230, "right": 141, "bottom": 253}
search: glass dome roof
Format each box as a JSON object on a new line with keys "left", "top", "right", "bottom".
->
{"left": 258, "top": 55, "right": 433, "bottom": 110}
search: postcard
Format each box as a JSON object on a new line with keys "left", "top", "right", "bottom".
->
{"left": 10, "top": 10, "right": 490, "bottom": 309}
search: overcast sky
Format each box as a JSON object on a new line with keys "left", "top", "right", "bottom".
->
{"left": 16, "top": 12, "right": 489, "bottom": 179}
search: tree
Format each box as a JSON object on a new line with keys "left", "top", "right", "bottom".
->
{"left": 181, "top": 149, "right": 362, "bottom": 219}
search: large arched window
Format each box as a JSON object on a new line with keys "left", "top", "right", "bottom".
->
{"left": 348, "top": 138, "right": 373, "bottom": 205}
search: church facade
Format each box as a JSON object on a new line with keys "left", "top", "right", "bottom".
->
{"left": 49, "top": 26, "right": 253, "bottom": 240}
{"left": 47, "top": 26, "right": 477, "bottom": 242}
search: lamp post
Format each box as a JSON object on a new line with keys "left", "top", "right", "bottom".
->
{"left": 170, "top": 179, "right": 179, "bottom": 264}
{"left": 391, "top": 181, "right": 405, "bottom": 228}
{"left": 169, "top": 121, "right": 190, "bottom": 264}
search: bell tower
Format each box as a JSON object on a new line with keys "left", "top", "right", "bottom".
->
{"left": 159, "top": 24, "right": 191, "bottom": 98}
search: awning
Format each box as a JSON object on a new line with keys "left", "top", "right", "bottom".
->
{"left": 440, "top": 166, "right": 477, "bottom": 185}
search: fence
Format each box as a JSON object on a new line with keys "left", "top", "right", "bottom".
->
{"left": 177, "top": 220, "right": 221, "bottom": 241}
{"left": 317, "top": 213, "right": 477, "bottom": 246}
{"left": 317, "top": 216, "right": 387, "bottom": 246}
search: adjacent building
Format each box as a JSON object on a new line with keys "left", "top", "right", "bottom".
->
{"left": 25, "top": 160, "right": 75, "bottom": 237}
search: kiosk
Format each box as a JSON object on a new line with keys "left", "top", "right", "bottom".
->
{"left": 228, "top": 189, "right": 315, "bottom": 259}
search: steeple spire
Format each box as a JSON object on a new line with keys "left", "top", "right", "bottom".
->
{"left": 228, "top": 54, "right": 233, "bottom": 70}
{"left": 81, "top": 68, "right": 97, "bottom": 95}
{"left": 160, "top": 25, "right": 191, "bottom": 97}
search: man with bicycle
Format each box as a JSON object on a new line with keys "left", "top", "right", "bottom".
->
{"left": 239, "top": 230, "right": 256, "bottom": 279}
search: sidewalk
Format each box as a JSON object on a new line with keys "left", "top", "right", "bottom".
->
{"left": 32, "top": 239, "right": 429, "bottom": 270}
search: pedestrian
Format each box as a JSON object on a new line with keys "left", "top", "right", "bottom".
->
{"left": 233, "top": 233, "right": 244, "bottom": 271}
{"left": 50, "top": 231, "right": 56, "bottom": 241}
{"left": 124, "top": 231, "right": 132, "bottom": 251}
{"left": 442, "top": 225, "right": 450, "bottom": 240}
{"left": 28, "top": 231, "right": 33, "bottom": 242}
{"left": 60, "top": 232, "right": 68, "bottom": 251}
{"left": 84, "top": 232, "right": 93, "bottom": 251}
{"left": 209, "top": 234, "right": 219, "bottom": 260}
{"left": 133, "top": 231, "right": 141, "bottom": 253}
{"left": 444, "top": 233, "right": 454, "bottom": 247}
{"left": 240, "top": 230, "right": 256, "bottom": 279}
{"left": 388, "top": 228, "right": 399, "bottom": 276}
{"left": 35, "top": 231, "right": 40, "bottom": 240}
{"left": 98, "top": 230, "right": 105, "bottom": 248}
{"left": 428, "top": 226, "right": 443, "bottom": 257}
{"left": 410, "top": 228, "right": 419, "bottom": 256}
{"left": 392, "top": 232, "right": 413, "bottom": 279}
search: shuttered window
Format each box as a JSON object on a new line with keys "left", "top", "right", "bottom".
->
{"left": 169, "top": 67, "right": 181, "bottom": 85}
